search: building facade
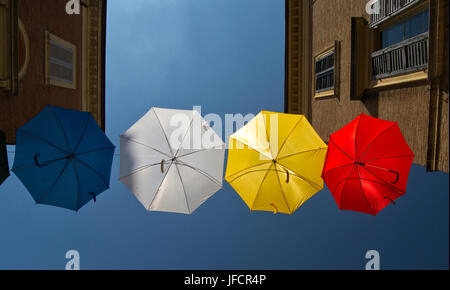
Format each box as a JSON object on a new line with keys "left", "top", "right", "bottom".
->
{"left": 0, "top": 0, "right": 107, "bottom": 144}
{"left": 285, "top": 0, "right": 449, "bottom": 172}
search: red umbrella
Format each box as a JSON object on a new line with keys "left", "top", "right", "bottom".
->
{"left": 322, "top": 114, "right": 414, "bottom": 215}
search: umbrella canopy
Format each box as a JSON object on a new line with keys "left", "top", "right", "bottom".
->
{"left": 0, "top": 129, "right": 9, "bottom": 185}
{"left": 322, "top": 113, "right": 414, "bottom": 216}
{"left": 225, "top": 111, "right": 328, "bottom": 215}
{"left": 12, "top": 106, "right": 115, "bottom": 211}
{"left": 119, "top": 107, "right": 225, "bottom": 214}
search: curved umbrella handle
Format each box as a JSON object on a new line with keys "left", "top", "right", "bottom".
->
{"left": 269, "top": 203, "right": 278, "bottom": 214}
{"left": 90, "top": 192, "right": 97, "bottom": 202}
{"left": 34, "top": 154, "right": 69, "bottom": 168}
{"left": 362, "top": 163, "right": 400, "bottom": 185}
{"left": 34, "top": 154, "right": 44, "bottom": 168}
{"left": 388, "top": 169, "right": 400, "bottom": 184}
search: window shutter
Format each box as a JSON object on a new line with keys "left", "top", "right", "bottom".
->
{"left": 0, "top": 0, "right": 18, "bottom": 96}
{"left": 48, "top": 39, "right": 74, "bottom": 84}
{"left": 351, "top": 17, "right": 371, "bottom": 100}
{"left": 45, "top": 32, "right": 76, "bottom": 89}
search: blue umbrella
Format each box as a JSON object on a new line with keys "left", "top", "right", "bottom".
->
{"left": 0, "top": 129, "right": 9, "bottom": 185}
{"left": 12, "top": 105, "right": 115, "bottom": 211}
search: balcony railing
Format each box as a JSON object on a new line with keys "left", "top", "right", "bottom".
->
{"left": 369, "top": 0, "right": 424, "bottom": 27}
{"left": 371, "top": 32, "right": 428, "bottom": 79}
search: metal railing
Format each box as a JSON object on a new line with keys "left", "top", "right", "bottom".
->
{"left": 371, "top": 32, "right": 428, "bottom": 79}
{"left": 369, "top": 0, "right": 424, "bottom": 27}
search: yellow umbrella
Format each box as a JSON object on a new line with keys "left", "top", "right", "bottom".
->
{"left": 225, "top": 111, "right": 328, "bottom": 215}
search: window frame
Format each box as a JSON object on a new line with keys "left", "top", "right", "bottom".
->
{"left": 313, "top": 41, "right": 340, "bottom": 99}
{"left": 0, "top": 0, "right": 18, "bottom": 96}
{"left": 44, "top": 31, "right": 77, "bottom": 90}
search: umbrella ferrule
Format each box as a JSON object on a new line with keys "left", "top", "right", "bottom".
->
{"left": 90, "top": 192, "right": 97, "bottom": 202}
{"left": 384, "top": 196, "right": 396, "bottom": 205}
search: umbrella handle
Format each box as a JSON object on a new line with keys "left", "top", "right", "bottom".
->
{"left": 360, "top": 162, "right": 400, "bottom": 184}
{"left": 34, "top": 154, "right": 45, "bottom": 168}
{"left": 34, "top": 154, "right": 72, "bottom": 168}
{"left": 90, "top": 192, "right": 97, "bottom": 202}
{"left": 286, "top": 170, "right": 290, "bottom": 183}
{"left": 388, "top": 169, "right": 400, "bottom": 184}
{"left": 161, "top": 160, "right": 164, "bottom": 173}
{"left": 270, "top": 203, "right": 278, "bottom": 214}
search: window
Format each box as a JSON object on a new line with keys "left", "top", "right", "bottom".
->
{"left": 381, "top": 10, "right": 429, "bottom": 49}
{"left": 0, "top": 0, "right": 18, "bottom": 96}
{"left": 371, "top": 9, "right": 429, "bottom": 80}
{"left": 45, "top": 32, "right": 76, "bottom": 89}
{"left": 314, "top": 42, "right": 340, "bottom": 98}
{"left": 315, "top": 52, "right": 334, "bottom": 92}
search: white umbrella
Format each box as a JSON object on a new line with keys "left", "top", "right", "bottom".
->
{"left": 119, "top": 107, "right": 225, "bottom": 214}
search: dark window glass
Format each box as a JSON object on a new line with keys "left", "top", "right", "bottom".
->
{"left": 381, "top": 10, "right": 429, "bottom": 49}
{"left": 382, "top": 23, "right": 404, "bottom": 48}
{"left": 405, "top": 10, "right": 429, "bottom": 39}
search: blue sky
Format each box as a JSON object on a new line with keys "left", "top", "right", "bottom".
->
{"left": 0, "top": 0, "right": 448, "bottom": 269}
